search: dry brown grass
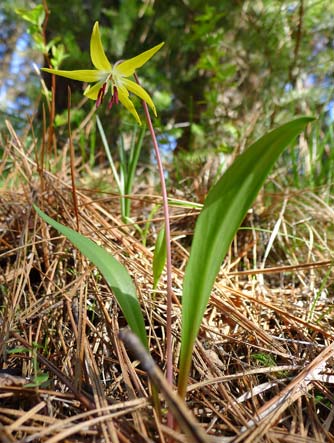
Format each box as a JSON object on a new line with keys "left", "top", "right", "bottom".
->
{"left": 1, "top": 119, "right": 334, "bottom": 442}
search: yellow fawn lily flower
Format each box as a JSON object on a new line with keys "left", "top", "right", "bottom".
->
{"left": 42, "top": 22, "right": 164, "bottom": 125}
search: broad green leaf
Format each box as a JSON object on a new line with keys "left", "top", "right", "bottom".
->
{"left": 34, "top": 206, "right": 147, "bottom": 348}
{"left": 178, "top": 117, "right": 315, "bottom": 397}
{"left": 153, "top": 228, "right": 167, "bottom": 289}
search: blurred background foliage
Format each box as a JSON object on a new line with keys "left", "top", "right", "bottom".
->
{"left": 1, "top": 0, "right": 334, "bottom": 193}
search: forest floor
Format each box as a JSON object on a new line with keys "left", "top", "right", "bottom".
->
{"left": 1, "top": 120, "right": 334, "bottom": 442}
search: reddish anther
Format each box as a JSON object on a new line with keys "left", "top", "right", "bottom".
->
{"left": 96, "top": 83, "right": 106, "bottom": 108}
{"left": 108, "top": 87, "right": 119, "bottom": 109}
{"left": 114, "top": 87, "right": 119, "bottom": 104}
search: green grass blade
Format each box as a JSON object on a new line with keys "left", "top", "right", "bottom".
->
{"left": 123, "top": 125, "right": 145, "bottom": 220}
{"left": 96, "top": 115, "right": 122, "bottom": 193}
{"left": 126, "top": 125, "right": 145, "bottom": 193}
{"left": 178, "top": 116, "right": 315, "bottom": 397}
{"left": 153, "top": 227, "right": 167, "bottom": 289}
{"left": 34, "top": 205, "right": 147, "bottom": 348}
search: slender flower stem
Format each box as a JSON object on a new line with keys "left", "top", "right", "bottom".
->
{"left": 134, "top": 73, "right": 174, "bottom": 393}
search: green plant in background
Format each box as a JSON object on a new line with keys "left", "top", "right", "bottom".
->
{"left": 15, "top": 5, "right": 45, "bottom": 46}
{"left": 96, "top": 115, "right": 145, "bottom": 223}
{"left": 141, "top": 203, "right": 162, "bottom": 247}
{"left": 15, "top": 4, "right": 68, "bottom": 70}
{"left": 118, "top": 124, "right": 146, "bottom": 220}
{"left": 8, "top": 342, "right": 49, "bottom": 388}
{"left": 283, "top": 115, "right": 334, "bottom": 193}
{"left": 251, "top": 353, "right": 277, "bottom": 368}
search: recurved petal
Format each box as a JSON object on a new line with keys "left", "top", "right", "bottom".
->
{"left": 90, "top": 22, "right": 112, "bottom": 71}
{"left": 117, "top": 42, "right": 164, "bottom": 77}
{"left": 42, "top": 68, "right": 100, "bottom": 82}
{"left": 84, "top": 81, "right": 105, "bottom": 99}
{"left": 118, "top": 86, "right": 141, "bottom": 125}
{"left": 123, "top": 79, "right": 157, "bottom": 116}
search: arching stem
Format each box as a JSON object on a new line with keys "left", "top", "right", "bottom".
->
{"left": 134, "top": 73, "right": 174, "bottom": 428}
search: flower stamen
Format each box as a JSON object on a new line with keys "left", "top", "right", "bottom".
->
{"left": 108, "top": 86, "right": 119, "bottom": 109}
{"left": 96, "top": 83, "right": 106, "bottom": 108}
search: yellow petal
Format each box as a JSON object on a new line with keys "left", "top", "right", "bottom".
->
{"left": 118, "top": 86, "right": 141, "bottom": 125}
{"left": 84, "top": 81, "right": 105, "bottom": 99}
{"left": 122, "top": 79, "right": 157, "bottom": 116}
{"left": 90, "top": 22, "right": 112, "bottom": 71}
{"left": 42, "top": 68, "right": 100, "bottom": 82}
{"left": 117, "top": 42, "right": 164, "bottom": 77}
